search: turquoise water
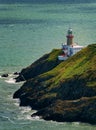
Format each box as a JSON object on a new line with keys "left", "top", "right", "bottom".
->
{"left": 0, "top": 1, "right": 96, "bottom": 130}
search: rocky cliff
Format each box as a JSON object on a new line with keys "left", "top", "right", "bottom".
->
{"left": 13, "top": 44, "right": 96, "bottom": 124}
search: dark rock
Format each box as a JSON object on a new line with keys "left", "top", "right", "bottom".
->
{"left": 15, "top": 74, "right": 26, "bottom": 82}
{"left": 32, "top": 97, "right": 96, "bottom": 124}
{"left": 14, "top": 72, "right": 19, "bottom": 75}
{"left": 1, "top": 73, "right": 8, "bottom": 77}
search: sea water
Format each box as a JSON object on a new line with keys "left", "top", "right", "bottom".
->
{"left": 0, "top": 1, "right": 96, "bottom": 130}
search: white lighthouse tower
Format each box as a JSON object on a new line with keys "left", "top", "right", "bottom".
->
{"left": 58, "top": 28, "right": 84, "bottom": 60}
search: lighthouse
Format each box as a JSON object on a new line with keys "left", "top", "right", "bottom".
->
{"left": 66, "top": 28, "right": 74, "bottom": 45}
{"left": 58, "top": 28, "right": 84, "bottom": 61}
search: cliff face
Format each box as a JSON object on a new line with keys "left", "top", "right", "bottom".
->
{"left": 13, "top": 44, "right": 96, "bottom": 124}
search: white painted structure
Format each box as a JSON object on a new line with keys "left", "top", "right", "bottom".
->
{"left": 58, "top": 28, "right": 84, "bottom": 60}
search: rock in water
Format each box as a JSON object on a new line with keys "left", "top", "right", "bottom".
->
{"left": 1, "top": 74, "right": 8, "bottom": 77}
{"left": 14, "top": 72, "right": 19, "bottom": 75}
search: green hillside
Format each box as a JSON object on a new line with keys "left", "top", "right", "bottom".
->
{"left": 15, "top": 49, "right": 62, "bottom": 82}
{"left": 39, "top": 44, "right": 96, "bottom": 87}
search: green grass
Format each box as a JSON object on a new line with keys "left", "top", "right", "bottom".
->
{"left": 87, "top": 81, "right": 96, "bottom": 86}
{"left": 47, "top": 49, "right": 62, "bottom": 62}
{"left": 38, "top": 44, "right": 96, "bottom": 89}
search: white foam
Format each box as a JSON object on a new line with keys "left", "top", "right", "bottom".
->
{"left": 32, "top": 116, "right": 40, "bottom": 120}
{"left": 8, "top": 73, "right": 13, "bottom": 77}
{"left": 14, "top": 99, "right": 20, "bottom": 106}
{"left": 18, "top": 106, "right": 41, "bottom": 121}
{"left": 20, "top": 106, "right": 32, "bottom": 114}
{"left": 5, "top": 78, "right": 16, "bottom": 84}
{"left": 72, "top": 122, "right": 80, "bottom": 126}
{"left": 26, "top": 115, "right": 33, "bottom": 120}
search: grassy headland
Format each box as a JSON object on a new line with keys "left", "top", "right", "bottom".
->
{"left": 13, "top": 44, "right": 96, "bottom": 124}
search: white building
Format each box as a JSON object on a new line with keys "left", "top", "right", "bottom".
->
{"left": 58, "top": 28, "right": 84, "bottom": 60}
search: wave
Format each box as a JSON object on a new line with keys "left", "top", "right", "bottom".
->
{"left": 0, "top": 115, "right": 32, "bottom": 125}
{"left": 3, "top": 72, "right": 19, "bottom": 84}
{"left": 20, "top": 106, "right": 32, "bottom": 114}
{"left": 5, "top": 78, "right": 16, "bottom": 84}
{"left": 31, "top": 115, "right": 40, "bottom": 120}
{"left": 0, "top": 115, "right": 15, "bottom": 124}
{"left": 17, "top": 106, "right": 41, "bottom": 121}
{"left": 13, "top": 99, "right": 20, "bottom": 106}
